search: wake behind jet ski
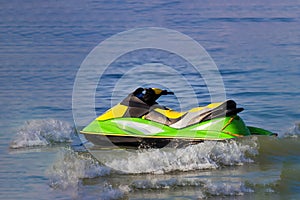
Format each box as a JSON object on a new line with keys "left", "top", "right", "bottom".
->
{"left": 80, "top": 88, "right": 276, "bottom": 148}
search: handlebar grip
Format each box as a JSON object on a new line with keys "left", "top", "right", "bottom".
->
{"left": 161, "top": 90, "right": 174, "bottom": 95}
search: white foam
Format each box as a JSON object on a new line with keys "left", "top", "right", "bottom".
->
{"left": 131, "top": 177, "right": 203, "bottom": 190}
{"left": 10, "top": 119, "right": 75, "bottom": 149}
{"left": 46, "top": 148, "right": 128, "bottom": 199}
{"left": 47, "top": 148, "right": 111, "bottom": 190}
{"left": 45, "top": 138, "right": 260, "bottom": 199}
{"left": 104, "top": 143, "right": 217, "bottom": 174}
{"left": 209, "top": 139, "right": 257, "bottom": 166}
{"left": 104, "top": 138, "right": 257, "bottom": 174}
{"left": 98, "top": 186, "right": 124, "bottom": 200}
{"left": 125, "top": 176, "right": 254, "bottom": 198}
{"left": 204, "top": 181, "right": 254, "bottom": 196}
{"left": 284, "top": 122, "right": 300, "bottom": 138}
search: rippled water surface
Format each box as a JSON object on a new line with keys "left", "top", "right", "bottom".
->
{"left": 1, "top": 0, "right": 300, "bottom": 199}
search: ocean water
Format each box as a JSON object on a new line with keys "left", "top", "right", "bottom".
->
{"left": 1, "top": 0, "right": 300, "bottom": 199}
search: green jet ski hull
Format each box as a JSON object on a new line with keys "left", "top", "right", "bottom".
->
{"left": 81, "top": 115, "right": 274, "bottom": 148}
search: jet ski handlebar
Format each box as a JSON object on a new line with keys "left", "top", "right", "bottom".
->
{"left": 145, "top": 88, "right": 174, "bottom": 96}
{"left": 160, "top": 90, "right": 174, "bottom": 95}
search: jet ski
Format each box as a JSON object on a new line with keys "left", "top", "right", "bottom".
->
{"left": 80, "top": 88, "right": 276, "bottom": 148}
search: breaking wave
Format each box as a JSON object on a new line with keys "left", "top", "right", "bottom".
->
{"left": 128, "top": 176, "right": 255, "bottom": 198}
{"left": 9, "top": 119, "right": 75, "bottom": 149}
{"left": 47, "top": 142, "right": 258, "bottom": 199}
{"left": 47, "top": 148, "right": 111, "bottom": 189}
{"left": 284, "top": 121, "right": 300, "bottom": 138}
{"left": 46, "top": 144, "right": 266, "bottom": 199}
{"left": 98, "top": 138, "right": 258, "bottom": 174}
{"left": 46, "top": 148, "right": 122, "bottom": 199}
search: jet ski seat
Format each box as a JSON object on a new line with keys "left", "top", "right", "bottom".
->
{"left": 143, "top": 106, "right": 186, "bottom": 125}
{"left": 143, "top": 100, "right": 244, "bottom": 127}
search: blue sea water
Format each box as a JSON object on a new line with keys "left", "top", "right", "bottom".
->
{"left": 1, "top": 0, "right": 300, "bottom": 199}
